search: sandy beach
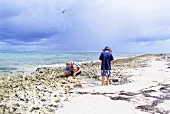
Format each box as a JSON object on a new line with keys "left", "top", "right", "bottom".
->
{"left": 57, "top": 54, "right": 170, "bottom": 114}
{"left": 0, "top": 54, "right": 170, "bottom": 114}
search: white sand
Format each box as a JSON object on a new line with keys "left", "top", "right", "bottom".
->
{"left": 56, "top": 56, "right": 170, "bottom": 114}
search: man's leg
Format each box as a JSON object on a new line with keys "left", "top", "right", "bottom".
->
{"left": 72, "top": 66, "right": 78, "bottom": 76}
{"left": 63, "top": 70, "right": 71, "bottom": 76}
{"left": 106, "top": 76, "right": 110, "bottom": 86}
{"left": 102, "top": 76, "right": 105, "bottom": 86}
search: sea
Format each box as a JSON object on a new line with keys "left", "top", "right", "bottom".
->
{"left": 0, "top": 51, "right": 142, "bottom": 77}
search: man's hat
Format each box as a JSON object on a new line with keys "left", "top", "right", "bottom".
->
{"left": 102, "top": 46, "right": 112, "bottom": 52}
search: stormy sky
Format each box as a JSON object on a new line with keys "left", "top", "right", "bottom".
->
{"left": 0, "top": 0, "right": 170, "bottom": 53}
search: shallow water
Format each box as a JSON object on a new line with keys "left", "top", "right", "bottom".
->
{"left": 83, "top": 78, "right": 101, "bottom": 86}
{"left": 0, "top": 51, "right": 141, "bottom": 76}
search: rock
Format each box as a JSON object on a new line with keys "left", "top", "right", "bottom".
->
{"left": 31, "top": 106, "right": 40, "bottom": 112}
{"left": 73, "top": 83, "right": 83, "bottom": 88}
{"left": 136, "top": 105, "right": 154, "bottom": 111}
{"left": 110, "top": 96, "right": 130, "bottom": 101}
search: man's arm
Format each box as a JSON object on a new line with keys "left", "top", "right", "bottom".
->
{"left": 72, "top": 65, "right": 81, "bottom": 76}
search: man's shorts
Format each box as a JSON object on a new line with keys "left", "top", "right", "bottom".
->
{"left": 101, "top": 70, "right": 111, "bottom": 77}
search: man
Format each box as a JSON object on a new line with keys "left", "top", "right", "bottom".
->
{"left": 63, "top": 61, "right": 81, "bottom": 77}
{"left": 99, "top": 46, "right": 114, "bottom": 86}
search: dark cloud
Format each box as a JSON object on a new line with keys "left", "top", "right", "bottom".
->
{"left": 0, "top": 0, "right": 170, "bottom": 53}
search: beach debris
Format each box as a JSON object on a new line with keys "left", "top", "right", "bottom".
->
{"left": 110, "top": 78, "right": 119, "bottom": 82}
{"left": 119, "top": 91, "right": 139, "bottom": 96}
{"left": 136, "top": 105, "right": 154, "bottom": 111}
{"left": 110, "top": 96, "right": 130, "bottom": 101}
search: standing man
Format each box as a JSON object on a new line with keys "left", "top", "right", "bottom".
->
{"left": 99, "top": 46, "right": 114, "bottom": 86}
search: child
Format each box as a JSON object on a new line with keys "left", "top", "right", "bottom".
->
{"left": 99, "top": 46, "right": 114, "bottom": 86}
{"left": 63, "top": 61, "right": 81, "bottom": 77}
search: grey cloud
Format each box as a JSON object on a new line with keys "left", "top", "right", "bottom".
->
{"left": 1, "top": 0, "right": 170, "bottom": 53}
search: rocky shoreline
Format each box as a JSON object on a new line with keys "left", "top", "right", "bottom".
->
{"left": 0, "top": 54, "right": 169, "bottom": 113}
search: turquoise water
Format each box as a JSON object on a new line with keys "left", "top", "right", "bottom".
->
{"left": 0, "top": 51, "right": 141, "bottom": 76}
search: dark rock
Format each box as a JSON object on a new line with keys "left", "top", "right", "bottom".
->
{"left": 151, "top": 100, "right": 163, "bottom": 106}
{"left": 110, "top": 78, "right": 119, "bottom": 82}
{"left": 136, "top": 105, "right": 154, "bottom": 111}
{"left": 12, "top": 107, "right": 17, "bottom": 112}
{"left": 160, "top": 87, "right": 167, "bottom": 91}
{"left": 110, "top": 96, "right": 130, "bottom": 101}
{"left": 39, "top": 71, "right": 43, "bottom": 73}
{"left": 119, "top": 92, "right": 138, "bottom": 96}
{"left": 141, "top": 89, "right": 156, "bottom": 93}
{"left": 73, "top": 83, "right": 83, "bottom": 88}
{"left": 14, "top": 103, "right": 20, "bottom": 107}
{"left": 31, "top": 106, "right": 40, "bottom": 112}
